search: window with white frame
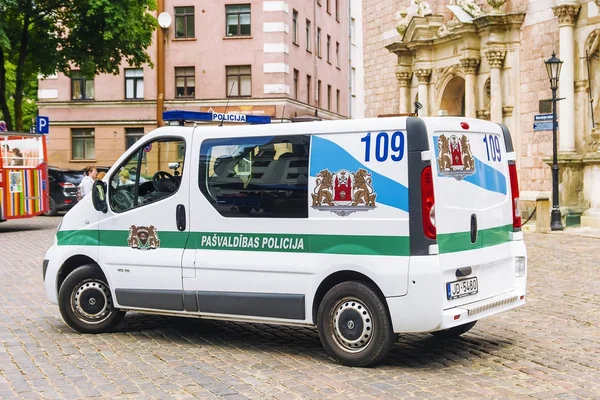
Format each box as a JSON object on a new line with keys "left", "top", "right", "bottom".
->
{"left": 125, "top": 68, "right": 144, "bottom": 99}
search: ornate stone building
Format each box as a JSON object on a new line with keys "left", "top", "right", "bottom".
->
{"left": 363, "top": 0, "right": 600, "bottom": 228}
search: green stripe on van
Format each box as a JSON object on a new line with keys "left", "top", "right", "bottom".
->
{"left": 57, "top": 230, "right": 411, "bottom": 257}
{"left": 437, "top": 224, "right": 513, "bottom": 254}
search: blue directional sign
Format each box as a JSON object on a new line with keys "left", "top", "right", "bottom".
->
{"left": 36, "top": 116, "right": 49, "bottom": 134}
{"left": 534, "top": 113, "right": 554, "bottom": 122}
{"left": 533, "top": 122, "right": 558, "bottom": 131}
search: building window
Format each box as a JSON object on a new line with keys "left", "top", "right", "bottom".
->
{"left": 226, "top": 65, "right": 251, "bottom": 97}
{"left": 71, "top": 71, "right": 94, "bottom": 100}
{"left": 307, "top": 75, "right": 311, "bottom": 104}
{"left": 351, "top": 18, "right": 356, "bottom": 45}
{"left": 71, "top": 128, "right": 95, "bottom": 160}
{"left": 226, "top": 4, "right": 251, "bottom": 37}
{"left": 175, "top": 67, "right": 195, "bottom": 98}
{"left": 351, "top": 67, "right": 356, "bottom": 95}
{"left": 293, "top": 69, "right": 299, "bottom": 100}
{"left": 327, "top": 85, "right": 332, "bottom": 111}
{"left": 125, "top": 68, "right": 144, "bottom": 99}
{"left": 306, "top": 19, "right": 311, "bottom": 51}
{"left": 317, "top": 28, "right": 322, "bottom": 57}
{"left": 326, "top": 0, "right": 331, "bottom": 14}
{"left": 335, "top": 0, "right": 339, "bottom": 20}
{"left": 175, "top": 7, "right": 195, "bottom": 38}
{"left": 200, "top": 135, "right": 310, "bottom": 218}
{"left": 317, "top": 80, "right": 322, "bottom": 108}
{"left": 336, "top": 89, "right": 340, "bottom": 113}
{"left": 336, "top": 42, "right": 340, "bottom": 67}
{"left": 125, "top": 128, "right": 144, "bottom": 149}
{"left": 292, "top": 10, "right": 298, "bottom": 44}
{"left": 327, "top": 35, "right": 331, "bottom": 63}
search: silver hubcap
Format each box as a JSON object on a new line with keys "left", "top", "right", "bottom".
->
{"left": 72, "top": 280, "right": 112, "bottom": 324}
{"left": 331, "top": 297, "right": 374, "bottom": 353}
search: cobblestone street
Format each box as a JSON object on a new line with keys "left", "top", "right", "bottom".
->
{"left": 0, "top": 216, "right": 599, "bottom": 399}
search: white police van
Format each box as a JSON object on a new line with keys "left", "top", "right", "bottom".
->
{"left": 43, "top": 111, "right": 527, "bottom": 367}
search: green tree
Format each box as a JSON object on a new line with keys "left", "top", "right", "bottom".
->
{"left": 0, "top": 0, "right": 157, "bottom": 132}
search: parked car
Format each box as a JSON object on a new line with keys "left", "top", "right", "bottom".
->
{"left": 45, "top": 167, "right": 84, "bottom": 216}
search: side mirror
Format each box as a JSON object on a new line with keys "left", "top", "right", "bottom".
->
{"left": 92, "top": 180, "right": 108, "bottom": 213}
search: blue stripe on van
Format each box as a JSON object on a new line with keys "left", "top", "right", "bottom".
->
{"left": 310, "top": 136, "right": 409, "bottom": 212}
{"left": 433, "top": 136, "right": 507, "bottom": 195}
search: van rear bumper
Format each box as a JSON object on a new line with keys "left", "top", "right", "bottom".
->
{"left": 386, "top": 246, "right": 527, "bottom": 333}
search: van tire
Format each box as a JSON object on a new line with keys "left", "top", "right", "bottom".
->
{"left": 431, "top": 321, "right": 477, "bottom": 339}
{"left": 58, "top": 264, "right": 125, "bottom": 333}
{"left": 317, "top": 281, "right": 395, "bottom": 367}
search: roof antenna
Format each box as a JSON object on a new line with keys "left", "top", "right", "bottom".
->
{"left": 219, "top": 82, "right": 235, "bottom": 127}
{"left": 280, "top": 106, "right": 286, "bottom": 123}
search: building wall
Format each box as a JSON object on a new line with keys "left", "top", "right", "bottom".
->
{"left": 38, "top": 0, "right": 350, "bottom": 169}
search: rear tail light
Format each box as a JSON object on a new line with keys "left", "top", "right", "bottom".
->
{"left": 421, "top": 165, "right": 436, "bottom": 239}
{"left": 508, "top": 163, "right": 521, "bottom": 230}
{"left": 59, "top": 182, "right": 75, "bottom": 188}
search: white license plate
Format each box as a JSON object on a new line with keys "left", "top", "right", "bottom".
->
{"left": 446, "top": 277, "right": 478, "bottom": 300}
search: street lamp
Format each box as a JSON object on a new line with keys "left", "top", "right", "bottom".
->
{"left": 544, "top": 51, "right": 564, "bottom": 231}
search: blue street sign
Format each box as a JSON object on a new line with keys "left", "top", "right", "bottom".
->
{"left": 534, "top": 114, "right": 553, "bottom": 121}
{"left": 533, "top": 122, "right": 558, "bottom": 131}
{"left": 36, "top": 116, "right": 49, "bottom": 134}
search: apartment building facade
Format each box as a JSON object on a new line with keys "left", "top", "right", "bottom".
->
{"left": 37, "top": 0, "right": 350, "bottom": 169}
{"left": 362, "top": 0, "right": 600, "bottom": 228}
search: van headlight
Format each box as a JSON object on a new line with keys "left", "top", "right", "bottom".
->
{"left": 515, "top": 256, "right": 526, "bottom": 277}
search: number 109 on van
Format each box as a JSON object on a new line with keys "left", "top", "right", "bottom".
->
{"left": 43, "top": 114, "right": 527, "bottom": 367}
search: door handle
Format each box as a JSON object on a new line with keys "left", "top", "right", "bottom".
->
{"left": 470, "top": 213, "right": 478, "bottom": 244}
{"left": 176, "top": 204, "right": 186, "bottom": 231}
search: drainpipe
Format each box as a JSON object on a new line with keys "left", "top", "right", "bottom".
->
{"left": 157, "top": 0, "right": 165, "bottom": 127}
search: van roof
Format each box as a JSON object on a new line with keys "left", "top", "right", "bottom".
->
{"left": 147, "top": 116, "right": 502, "bottom": 141}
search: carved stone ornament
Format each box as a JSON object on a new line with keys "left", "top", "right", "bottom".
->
{"left": 461, "top": 58, "right": 480, "bottom": 74}
{"left": 395, "top": 11, "right": 410, "bottom": 36}
{"left": 395, "top": 71, "right": 413, "bottom": 86}
{"left": 486, "top": 50, "right": 506, "bottom": 68}
{"left": 437, "top": 18, "right": 461, "bottom": 38}
{"left": 415, "top": 0, "right": 433, "bottom": 17}
{"left": 415, "top": 69, "right": 432, "bottom": 83}
{"left": 553, "top": 4, "right": 580, "bottom": 26}
{"left": 457, "top": 0, "right": 484, "bottom": 18}
{"left": 486, "top": 0, "right": 507, "bottom": 14}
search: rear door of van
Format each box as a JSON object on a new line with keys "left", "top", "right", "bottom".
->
{"left": 427, "top": 118, "right": 518, "bottom": 309}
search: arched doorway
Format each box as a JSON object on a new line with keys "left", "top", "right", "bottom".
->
{"left": 439, "top": 76, "right": 465, "bottom": 116}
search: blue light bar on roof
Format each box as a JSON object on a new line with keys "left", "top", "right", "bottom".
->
{"left": 163, "top": 110, "right": 271, "bottom": 125}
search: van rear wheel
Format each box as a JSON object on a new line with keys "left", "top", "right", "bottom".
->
{"left": 58, "top": 264, "right": 125, "bottom": 333}
{"left": 431, "top": 321, "right": 477, "bottom": 339}
{"left": 317, "top": 281, "right": 395, "bottom": 367}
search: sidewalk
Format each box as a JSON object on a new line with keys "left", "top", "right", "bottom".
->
{"left": 522, "top": 224, "right": 600, "bottom": 239}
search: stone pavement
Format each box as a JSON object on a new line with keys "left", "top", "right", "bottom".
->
{"left": 0, "top": 216, "right": 599, "bottom": 399}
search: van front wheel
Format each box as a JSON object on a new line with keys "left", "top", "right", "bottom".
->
{"left": 58, "top": 265, "right": 125, "bottom": 333}
{"left": 317, "top": 281, "right": 395, "bottom": 367}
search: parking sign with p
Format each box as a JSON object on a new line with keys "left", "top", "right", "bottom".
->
{"left": 36, "top": 116, "right": 49, "bottom": 134}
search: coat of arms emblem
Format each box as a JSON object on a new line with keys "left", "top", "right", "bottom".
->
{"left": 128, "top": 225, "right": 161, "bottom": 250}
{"left": 311, "top": 168, "right": 376, "bottom": 216}
{"left": 436, "top": 133, "right": 476, "bottom": 180}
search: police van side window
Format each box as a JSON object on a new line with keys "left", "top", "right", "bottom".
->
{"left": 109, "top": 138, "right": 186, "bottom": 213}
{"left": 199, "top": 135, "right": 309, "bottom": 218}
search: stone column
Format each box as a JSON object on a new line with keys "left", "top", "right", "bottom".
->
{"left": 415, "top": 69, "right": 431, "bottom": 117}
{"left": 461, "top": 58, "right": 480, "bottom": 118}
{"left": 395, "top": 70, "right": 412, "bottom": 115}
{"left": 553, "top": 4, "right": 580, "bottom": 152}
{"left": 486, "top": 50, "right": 506, "bottom": 123}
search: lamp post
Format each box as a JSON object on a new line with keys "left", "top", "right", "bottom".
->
{"left": 544, "top": 52, "right": 564, "bottom": 231}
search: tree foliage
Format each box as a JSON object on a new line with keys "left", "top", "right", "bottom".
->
{"left": 0, "top": 0, "right": 157, "bottom": 131}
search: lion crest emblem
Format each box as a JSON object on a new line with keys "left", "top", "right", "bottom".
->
{"left": 311, "top": 168, "right": 377, "bottom": 216}
{"left": 437, "top": 133, "right": 476, "bottom": 180}
{"left": 128, "top": 225, "right": 161, "bottom": 250}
